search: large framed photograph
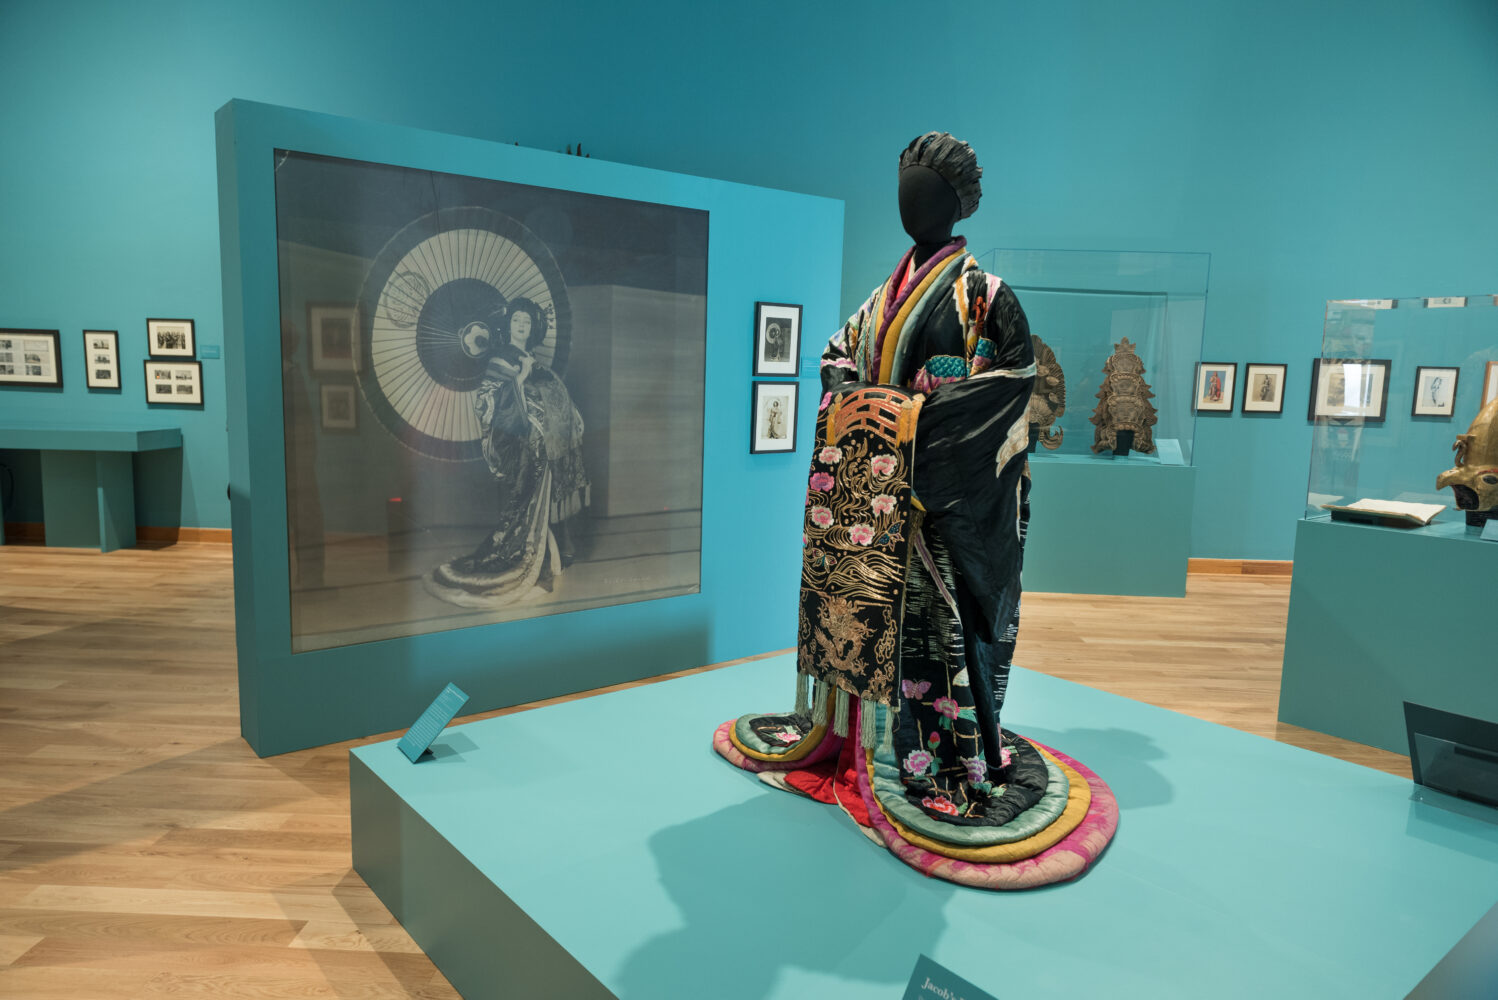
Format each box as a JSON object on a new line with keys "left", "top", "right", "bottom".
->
{"left": 320, "top": 383, "right": 358, "bottom": 430}
{"left": 308, "top": 303, "right": 360, "bottom": 373}
{"left": 147, "top": 318, "right": 196, "bottom": 358}
{"left": 0, "top": 328, "right": 62, "bottom": 387}
{"left": 753, "top": 301, "right": 802, "bottom": 377}
{"left": 83, "top": 329, "right": 120, "bottom": 389}
{"left": 1194, "top": 362, "right": 1236, "bottom": 412}
{"left": 1485, "top": 361, "right": 1498, "bottom": 407}
{"left": 1308, "top": 357, "right": 1391, "bottom": 422}
{"left": 1241, "top": 363, "right": 1287, "bottom": 414}
{"left": 1411, "top": 366, "right": 1460, "bottom": 417}
{"left": 144, "top": 359, "right": 203, "bottom": 405}
{"left": 750, "top": 381, "right": 798, "bottom": 453}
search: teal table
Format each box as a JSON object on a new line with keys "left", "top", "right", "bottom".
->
{"left": 0, "top": 425, "right": 183, "bottom": 551}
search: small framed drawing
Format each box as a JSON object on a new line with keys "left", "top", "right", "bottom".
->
{"left": 753, "top": 302, "right": 802, "bottom": 377}
{"left": 1242, "top": 363, "right": 1287, "bottom": 414}
{"left": 1485, "top": 361, "right": 1498, "bottom": 407}
{"left": 144, "top": 359, "right": 203, "bottom": 406}
{"left": 750, "top": 381, "right": 798, "bottom": 453}
{"left": 1307, "top": 357, "right": 1391, "bottom": 422}
{"left": 321, "top": 383, "right": 358, "bottom": 430}
{"left": 83, "top": 330, "right": 120, "bottom": 389}
{"left": 147, "top": 318, "right": 195, "bottom": 358}
{"left": 308, "top": 303, "right": 360, "bottom": 373}
{"left": 1411, "top": 366, "right": 1460, "bottom": 417}
{"left": 1194, "top": 362, "right": 1236, "bottom": 412}
{"left": 0, "top": 328, "right": 62, "bottom": 387}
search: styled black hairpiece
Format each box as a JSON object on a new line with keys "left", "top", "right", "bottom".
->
{"left": 898, "top": 132, "right": 982, "bottom": 220}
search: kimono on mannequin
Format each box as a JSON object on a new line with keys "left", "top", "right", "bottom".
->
{"left": 713, "top": 133, "right": 1117, "bottom": 890}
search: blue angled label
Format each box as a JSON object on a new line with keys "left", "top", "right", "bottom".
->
{"left": 902, "top": 955, "right": 999, "bottom": 1000}
{"left": 397, "top": 683, "right": 469, "bottom": 762}
{"left": 1480, "top": 520, "right": 1498, "bottom": 543}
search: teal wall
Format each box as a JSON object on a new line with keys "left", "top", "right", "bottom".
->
{"left": 2, "top": 0, "right": 1496, "bottom": 554}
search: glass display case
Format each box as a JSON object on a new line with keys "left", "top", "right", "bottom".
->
{"left": 1303, "top": 294, "right": 1498, "bottom": 537}
{"left": 976, "top": 248, "right": 1209, "bottom": 465}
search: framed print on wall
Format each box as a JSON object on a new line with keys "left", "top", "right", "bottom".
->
{"left": 1307, "top": 357, "right": 1391, "bottom": 422}
{"left": 0, "top": 328, "right": 62, "bottom": 387}
{"left": 147, "top": 317, "right": 196, "bottom": 358}
{"left": 83, "top": 329, "right": 120, "bottom": 389}
{"left": 1194, "top": 362, "right": 1236, "bottom": 412}
{"left": 308, "top": 302, "right": 360, "bottom": 373}
{"left": 750, "top": 381, "right": 798, "bottom": 453}
{"left": 1241, "top": 363, "right": 1287, "bottom": 414}
{"left": 753, "top": 301, "right": 802, "bottom": 377}
{"left": 144, "top": 359, "right": 203, "bottom": 405}
{"left": 320, "top": 383, "right": 357, "bottom": 430}
{"left": 1485, "top": 361, "right": 1498, "bottom": 407}
{"left": 1411, "top": 366, "right": 1460, "bottom": 417}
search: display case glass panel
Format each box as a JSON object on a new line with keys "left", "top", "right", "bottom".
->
{"left": 976, "top": 248, "right": 1209, "bottom": 464}
{"left": 275, "top": 152, "right": 708, "bottom": 652}
{"left": 1304, "top": 294, "right": 1498, "bottom": 535}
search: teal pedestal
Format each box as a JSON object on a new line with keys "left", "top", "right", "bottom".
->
{"left": 351, "top": 654, "right": 1498, "bottom": 1000}
{"left": 1024, "top": 453, "right": 1195, "bottom": 596}
{"left": 1279, "top": 517, "right": 1498, "bottom": 754}
{"left": 1, "top": 425, "right": 183, "bottom": 552}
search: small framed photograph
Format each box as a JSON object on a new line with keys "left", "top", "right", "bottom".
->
{"left": 83, "top": 330, "right": 120, "bottom": 389}
{"left": 144, "top": 359, "right": 203, "bottom": 406}
{"left": 1308, "top": 357, "right": 1392, "bottom": 422}
{"left": 147, "top": 318, "right": 196, "bottom": 358}
{"left": 1194, "top": 362, "right": 1237, "bottom": 412}
{"left": 308, "top": 303, "right": 360, "bottom": 373}
{"left": 1485, "top": 361, "right": 1498, "bottom": 407}
{"left": 1411, "top": 366, "right": 1460, "bottom": 417}
{"left": 752, "top": 302, "right": 802, "bottom": 377}
{"left": 0, "top": 329, "right": 63, "bottom": 387}
{"left": 1242, "top": 363, "right": 1287, "bottom": 414}
{"left": 750, "top": 381, "right": 798, "bottom": 453}
{"left": 320, "top": 383, "right": 358, "bottom": 430}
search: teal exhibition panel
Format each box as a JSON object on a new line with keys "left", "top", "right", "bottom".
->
{"left": 1279, "top": 518, "right": 1498, "bottom": 754}
{"left": 351, "top": 654, "right": 1498, "bottom": 999}
{"left": 217, "top": 101, "right": 844, "bottom": 756}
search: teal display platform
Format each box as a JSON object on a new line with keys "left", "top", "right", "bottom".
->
{"left": 1279, "top": 516, "right": 1498, "bottom": 755}
{"left": 1024, "top": 453, "right": 1195, "bottom": 596}
{"left": 350, "top": 654, "right": 1498, "bottom": 999}
{"left": 0, "top": 424, "right": 183, "bottom": 550}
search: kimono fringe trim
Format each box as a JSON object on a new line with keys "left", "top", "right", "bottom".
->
{"left": 812, "top": 679, "right": 832, "bottom": 724}
{"left": 860, "top": 698, "right": 879, "bottom": 748}
{"left": 794, "top": 671, "right": 811, "bottom": 715}
{"left": 832, "top": 687, "right": 851, "bottom": 737}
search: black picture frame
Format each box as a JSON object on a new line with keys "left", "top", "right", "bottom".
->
{"left": 752, "top": 301, "right": 802, "bottom": 377}
{"left": 0, "top": 328, "right": 63, "bottom": 388}
{"left": 147, "top": 317, "right": 196, "bottom": 358}
{"left": 1411, "top": 366, "right": 1460, "bottom": 418}
{"left": 144, "top": 358, "right": 204, "bottom": 406}
{"left": 750, "top": 381, "right": 798, "bottom": 453}
{"left": 1241, "top": 363, "right": 1287, "bottom": 414}
{"left": 1307, "top": 357, "right": 1392, "bottom": 422}
{"left": 320, "top": 383, "right": 358, "bottom": 431}
{"left": 83, "top": 329, "right": 120, "bottom": 389}
{"left": 1193, "top": 362, "right": 1236, "bottom": 412}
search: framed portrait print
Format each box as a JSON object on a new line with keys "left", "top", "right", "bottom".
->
{"left": 1411, "top": 366, "right": 1460, "bottom": 417}
{"left": 1485, "top": 361, "right": 1498, "bottom": 407}
{"left": 1194, "top": 362, "right": 1236, "bottom": 412}
{"left": 1307, "top": 357, "right": 1391, "bottom": 422}
{"left": 753, "top": 301, "right": 802, "bottom": 377}
{"left": 308, "top": 303, "right": 360, "bottom": 373}
{"left": 321, "top": 383, "right": 358, "bottom": 430}
{"left": 144, "top": 359, "right": 203, "bottom": 405}
{"left": 0, "top": 328, "right": 62, "bottom": 387}
{"left": 147, "top": 318, "right": 196, "bottom": 358}
{"left": 750, "top": 381, "right": 798, "bottom": 453}
{"left": 1241, "top": 363, "right": 1287, "bottom": 414}
{"left": 83, "top": 329, "right": 120, "bottom": 389}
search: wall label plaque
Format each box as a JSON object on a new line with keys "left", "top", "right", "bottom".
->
{"left": 398, "top": 682, "right": 470, "bottom": 762}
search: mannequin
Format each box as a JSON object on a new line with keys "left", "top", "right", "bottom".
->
{"left": 713, "top": 133, "right": 1118, "bottom": 890}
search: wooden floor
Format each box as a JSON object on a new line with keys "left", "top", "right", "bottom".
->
{"left": 0, "top": 542, "right": 1407, "bottom": 998}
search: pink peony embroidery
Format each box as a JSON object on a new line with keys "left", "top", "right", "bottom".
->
{"left": 999, "top": 746, "right": 1013, "bottom": 768}
{"left": 870, "top": 455, "right": 897, "bottom": 477}
{"left": 963, "top": 756, "right": 987, "bottom": 783}
{"left": 871, "top": 494, "right": 897, "bottom": 515}
{"left": 809, "top": 506, "right": 833, "bottom": 528}
{"left": 902, "top": 749, "right": 934, "bottom": 775}
{"left": 771, "top": 728, "right": 801, "bottom": 744}
{"left": 809, "top": 472, "right": 834, "bottom": 492}
{"left": 848, "top": 523, "right": 874, "bottom": 546}
{"left": 922, "top": 795, "right": 960, "bottom": 816}
{"left": 901, "top": 678, "right": 931, "bottom": 699}
{"left": 932, "top": 697, "right": 960, "bottom": 719}
{"left": 818, "top": 446, "right": 843, "bottom": 464}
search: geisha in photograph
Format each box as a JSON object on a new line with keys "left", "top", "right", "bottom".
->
{"left": 713, "top": 133, "right": 1117, "bottom": 889}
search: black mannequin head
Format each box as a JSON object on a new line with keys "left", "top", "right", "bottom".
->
{"left": 897, "top": 132, "right": 983, "bottom": 266}
{"left": 898, "top": 164, "right": 961, "bottom": 246}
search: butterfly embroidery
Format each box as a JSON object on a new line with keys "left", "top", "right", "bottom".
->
{"left": 901, "top": 679, "right": 931, "bottom": 699}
